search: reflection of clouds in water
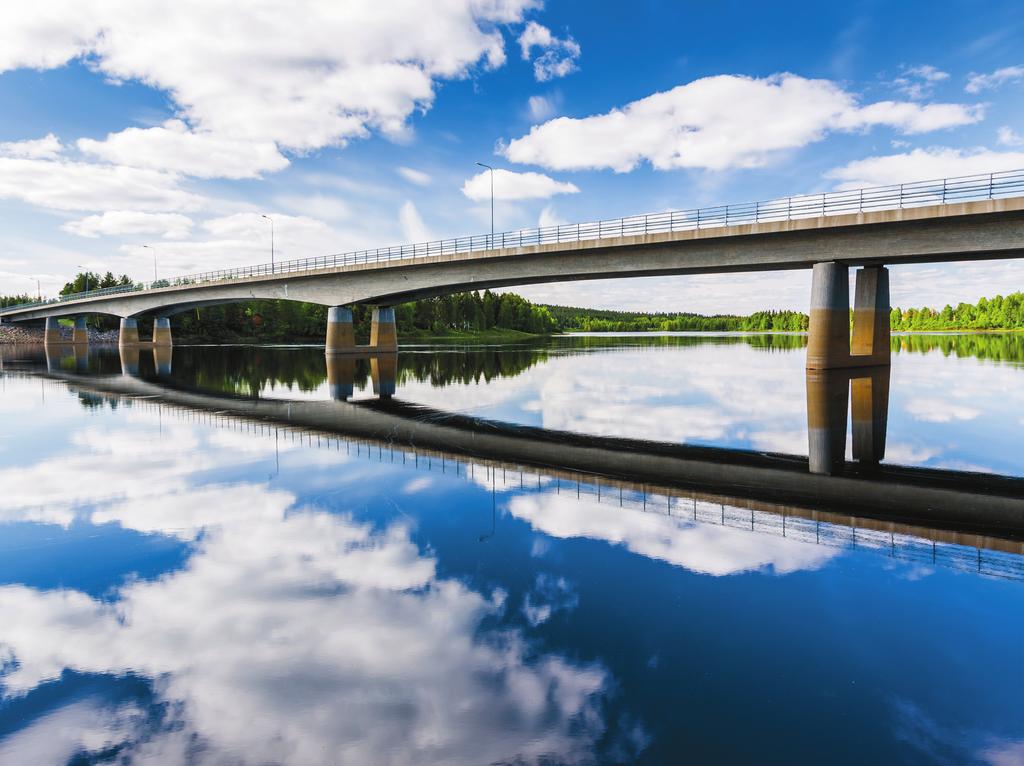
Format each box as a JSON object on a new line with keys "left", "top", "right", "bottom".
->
{"left": 904, "top": 397, "right": 981, "bottom": 423}
{"left": 400, "top": 343, "right": 806, "bottom": 447}
{"left": 0, "top": 508, "right": 610, "bottom": 764}
{"left": 508, "top": 493, "right": 837, "bottom": 576}
{"left": 0, "top": 699, "right": 147, "bottom": 766}
{"left": 0, "top": 395, "right": 615, "bottom": 765}
{"left": 891, "top": 698, "right": 1024, "bottom": 766}
{"left": 523, "top": 573, "right": 579, "bottom": 626}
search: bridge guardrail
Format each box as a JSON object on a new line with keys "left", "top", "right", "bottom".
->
{"left": 3, "top": 168, "right": 1023, "bottom": 314}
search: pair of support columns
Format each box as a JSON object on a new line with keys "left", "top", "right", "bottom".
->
{"left": 326, "top": 353, "right": 397, "bottom": 400}
{"left": 325, "top": 307, "right": 397, "bottom": 354}
{"left": 807, "top": 264, "right": 890, "bottom": 369}
{"left": 118, "top": 317, "right": 173, "bottom": 347}
{"left": 43, "top": 317, "right": 88, "bottom": 345}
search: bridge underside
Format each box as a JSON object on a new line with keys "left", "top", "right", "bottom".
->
{"left": 3, "top": 199, "right": 1023, "bottom": 367}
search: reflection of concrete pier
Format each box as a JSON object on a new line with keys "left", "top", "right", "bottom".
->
{"left": 806, "top": 366, "right": 889, "bottom": 475}
{"left": 119, "top": 345, "right": 140, "bottom": 376}
{"left": 153, "top": 345, "right": 173, "bottom": 376}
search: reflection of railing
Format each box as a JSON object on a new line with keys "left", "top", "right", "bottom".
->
{"left": 4, "top": 168, "right": 1023, "bottom": 315}
{"left": 14, "top": 372, "right": 1023, "bottom": 582}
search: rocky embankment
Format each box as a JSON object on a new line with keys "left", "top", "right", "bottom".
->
{"left": 0, "top": 324, "right": 119, "bottom": 344}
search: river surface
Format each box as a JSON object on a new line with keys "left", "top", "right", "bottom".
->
{"left": 0, "top": 333, "right": 1021, "bottom": 765}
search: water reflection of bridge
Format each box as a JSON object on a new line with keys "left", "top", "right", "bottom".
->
{"left": 5, "top": 344, "right": 1023, "bottom": 580}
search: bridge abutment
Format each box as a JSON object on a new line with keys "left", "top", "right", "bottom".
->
{"left": 73, "top": 317, "right": 89, "bottom": 345}
{"left": 325, "top": 307, "right": 356, "bottom": 354}
{"left": 118, "top": 318, "right": 140, "bottom": 346}
{"left": 369, "top": 307, "right": 398, "bottom": 352}
{"left": 152, "top": 317, "right": 172, "bottom": 347}
{"left": 807, "top": 263, "right": 890, "bottom": 369}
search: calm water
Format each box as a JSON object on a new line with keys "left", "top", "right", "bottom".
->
{"left": 0, "top": 334, "right": 1022, "bottom": 765}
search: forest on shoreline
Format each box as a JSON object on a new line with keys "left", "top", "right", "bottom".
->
{"left": 4, "top": 275, "right": 1024, "bottom": 340}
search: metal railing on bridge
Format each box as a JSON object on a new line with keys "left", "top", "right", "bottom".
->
{"left": 4, "top": 168, "right": 1023, "bottom": 315}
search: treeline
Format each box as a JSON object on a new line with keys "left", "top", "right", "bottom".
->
{"left": 543, "top": 304, "right": 808, "bottom": 332}
{"left": 1, "top": 294, "right": 32, "bottom": 309}
{"left": 170, "top": 290, "right": 557, "bottom": 341}
{"left": 890, "top": 292, "right": 1024, "bottom": 331}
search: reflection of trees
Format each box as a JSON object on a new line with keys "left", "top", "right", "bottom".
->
{"left": 162, "top": 346, "right": 554, "bottom": 396}
{"left": 892, "top": 333, "right": 1024, "bottom": 362}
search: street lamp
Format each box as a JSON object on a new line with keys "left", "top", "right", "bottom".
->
{"left": 261, "top": 214, "right": 275, "bottom": 273}
{"left": 476, "top": 162, "right": 494, "bottom": 248}
{"left": 142, "top": 244, "right": 157, "bottom": 282}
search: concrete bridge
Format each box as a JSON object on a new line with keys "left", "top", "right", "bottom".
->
{"left": 2, "top": 170, "right": 1023, "bottom": 369}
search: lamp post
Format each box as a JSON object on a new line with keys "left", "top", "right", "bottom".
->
{"left": 261, "top": 214, "right": 275, "bottom": 273}
{"left": 142, "top": 244, "right": 157, "bottom": 282}
{"left": 476, "top": 162, "right": 494, "bottom": 248}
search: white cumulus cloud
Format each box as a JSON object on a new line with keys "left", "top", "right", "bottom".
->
{"left": 0, "top": 133, "right": 62, "bottom": 159}
{"left": 965, "top": 65, "right": 1024, "bottom": 94}
{"left": 399, "top": 200, "right": 434, "bottom": 241}
{"left": 517, "top": 21, "right": 580, "bottom": 82}
{"left": 78, "top": 120, "right": 289, "bottom": 179}
{"left": 827, "top": 147, "right": 1024, "bottom": 188}
{"left": 503, "top": 73, "right": 983, "bottom": 172}
{"left": 462, "top": 168, "right": 579, "bottom": 201}
{"left": 62, "top": 210, "right": 194, "bottom": 239}
{"left": 0, "top": 157, "right": 204, "bottom": 212}
{"left": 0, "top": 1, "right": 539, "bottom": 160}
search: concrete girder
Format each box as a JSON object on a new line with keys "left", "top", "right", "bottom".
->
{"left": 1, "top": 199, "right": 1021, "bottom": 325}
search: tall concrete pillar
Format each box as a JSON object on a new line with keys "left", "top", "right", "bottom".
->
{"left": 806, "top": 369, "right": 850, "bottom": 475}
{"left": 152, "top": 317, "right": 172, "bottom": 347}
{"left": 325, "top": 354, "right": 355, "bottom": 400}
{"left": 369, "top": 307, "right": 398, "bottom": 352}
{"left": 153, "top": 345, "right": 173, "bottom": 376}
{"left": 807, "top": 263, "right": 891, "bottom": 369}
{"left": 851, "top": 266, "right": 890, "bottom": 366}
{"left": 851, "top": 367, "right": 890, "bottom": 464}
{"left": 118, "top": 318, "right": 139, "bottom": 346}
{"left": 370, "top": 353, "right": 397, "bottom": 398}
{"left": 73, "top": 317, "right": 89, "bottom": 345}
{"left": 325, "top": 307, "right": 356, "bottom": 354}
{"left": 43, "top": 317, "right": 62, "bottom": 345}
{"left": 806, "top": 262, "right": 850, "bottom": 370}
{"left": 119, "top": 344, "right": 140, "bottom": 376}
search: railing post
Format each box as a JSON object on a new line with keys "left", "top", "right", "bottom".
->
{"left": 989, "top": 173, "right": 994, "bottom": 199}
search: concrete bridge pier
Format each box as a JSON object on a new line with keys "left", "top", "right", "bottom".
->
{"left": 371, "top": 353, "right": 397, "bottom": 398}
{"left": 326, "top": 354, "right": 355, "bottom": 400}
{"left": 43, "top": 317, "right": 62, "bottom": 345}
{"left": 118, "top": 318, "right": 140, "bottom": 346}
{"left": 152, "top": 317, "right": 172, "bottom": 347}
{"left": 807, "top": 263, "right": 890, "bottom": 369}
{"left": 325, "top": 307, "right": 356, "bottom": 354}
{"left": 73, "top": 317, "right": 89, "bottom": 345}
{"left": 369, "top": 307, "right": 398, "bottom": 352}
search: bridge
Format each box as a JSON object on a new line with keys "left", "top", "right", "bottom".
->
{"left": 2, "top": 170, "right": 1023, "bottom": 369}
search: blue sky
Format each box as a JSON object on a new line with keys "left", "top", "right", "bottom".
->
{"left": 0, "top": 0, "right": 1022, "bottom": 312}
